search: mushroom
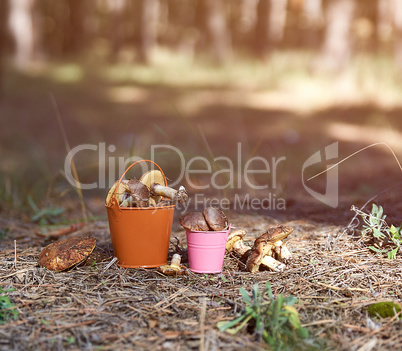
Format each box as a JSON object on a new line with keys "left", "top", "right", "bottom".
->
{"left": 246, "top": 237, "right": 276, "bottom": 273}
{"left": 140, "top": 170, "right": 165, "bottom": 205}
{"left": 259, "top": 225, "right": 293, "bottom": 242}
{"left": 150, "top": 184, "right": 188, "bottom": 204}
{"left": 179, "top": 212, "right": 210, "bottom": 231}
{"left": 273, "top": 241, "right": 293, "bottom": 261}
{"left": 226, "top": 229, "right": 251, "bottom": 257}
{"left": 245, "top": 225, "right": 293, "bottom": 273}
{"left": 38, "top": 236, "right": 97, "bottom": 272}
{"left": 157, "top": 254, "right": 186, "bottom": 275}
{"left": 203, "top": 207, "right": 228, "bottom": 231}
{"left": 105, "top": 180, "right": 130, "bottom": 206}
{"left": 120, "top": 179, "right": 150, "bottom": 207}
{"left": 259, "top": 255, "right": 287, "bottom": 272}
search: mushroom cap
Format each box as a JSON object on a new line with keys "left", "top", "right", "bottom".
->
{"left": 126, "top": 179, "right": 150, "bottom": 207}
{"left": 38, "top": 236, "right": 96, "bottom": 272}
{"left": 128, "top": 179, "right": 150, "bottom": 199}
{"left": 260, "top": 225, "right": 293, "bottom": 243}
{"left": 157, "top": 264, "right": 186, "bottom": 275}
{"left": 179, "top": 212, "right": 210, "bottom": 231}
{"left": 105, "top": 180, "right": 130, "bottom": 206}
{"left": 203, "top": 207, "right": 228, "bottom": 231}
{"left": 140, "top": 170, "right": 165, "bottom": 189}
{"left": 140, "top": 170, "right": 165, "bottom": 205}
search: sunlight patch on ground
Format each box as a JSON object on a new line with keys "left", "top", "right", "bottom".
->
{"left": 107, "top": 86, "right": 149, "bottom": 104}
{"left": 327, "top": 122, "right": 402, "bottom": 153}
{"left": 48, "top": 64, "right": 84, "bottom": 83}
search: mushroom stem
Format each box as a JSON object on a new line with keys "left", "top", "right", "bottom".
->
{"left": 151, "top": 184, "right": 189, "bottom": 203}
{"left": 233, "top": 240, "right": 250, "bottom": 256}
{"left": 226, "top": 230, "right": 251, "bottom": 256}
{"left": 274, "top": 242, "right": 292, "bottom": 260}
{"left": 170, "top": 253, "right": 182, "bottom": 269}
{"left": 260, "top": 255, "right": 286, "bottom": 272}
{"left": 157, "top": 254, "right": 186, "bottom": 275}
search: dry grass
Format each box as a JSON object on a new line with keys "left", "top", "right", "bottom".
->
{"left": 1, "top": 213, "right": 401, "bottom": 351}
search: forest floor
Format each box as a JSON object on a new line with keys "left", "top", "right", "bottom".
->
{"left": 0, "top": 54, "right": 402, "bottom": 350}
{"left": 1, "top": 210, "right": 402, "bottom": 350}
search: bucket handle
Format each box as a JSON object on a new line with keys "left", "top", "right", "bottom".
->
{"left": 107, "top": 160, "right": 169, "bottom": 222}
{"left": 111, "top": 159, "right": 168, "bottom": 204}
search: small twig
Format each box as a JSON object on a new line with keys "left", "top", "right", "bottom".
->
{"left": 50, "top": 93, "right": 87, "bottom": 223}
{"left": 14, "top": 240, "right": 17, "bottom": 269}
{"left": 350, "top": 310, "right": 402, "bottom": 346}
{"left": 103, "top": 257, "right": 118, "bottom": 272}
{"left": 200, "top": 297, "right": 207, "bottom": 351}
{"left": 302, "top": 319, "right": 337, "bottom": 327}
{"left": 308, "top": 142, "right": 402, "bottom": 181}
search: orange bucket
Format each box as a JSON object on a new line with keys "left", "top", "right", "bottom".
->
{"left": 106, "top": 160, "right": 175, "bottom": 268}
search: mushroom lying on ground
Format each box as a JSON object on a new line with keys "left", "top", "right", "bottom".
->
{"left": 226, "top": 229, "right": 251, "bottom": 257}
{"left": 157, "top": 254, "right": 186, "bottom": 275}
{"left": 38, "top": 236, "right": 97, "bottom": 272}
{"left": 179, "top": 207, "right": 228, "bottom": 232}
{"left": 246, "top": 225, "right": 293, "bottom": 273}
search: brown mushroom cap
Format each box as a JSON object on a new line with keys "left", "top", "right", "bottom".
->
{"left": 203, "top": 207, "right": 228, "bottom": 231}
{"left": 260, "top": 225, "right": 293, "bottom": 243}
{"left": 38, "top": 237, "right": 96, "bottom": 272}
{"left": 179, "top": 212, "right": 210, "bottom": 231}
{"left": 126, "top": 179, "right": 150, "bottom": 207}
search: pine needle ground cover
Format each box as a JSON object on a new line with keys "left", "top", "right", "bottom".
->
{"left": 1, "top": 212, "right": 401, "bottom": 351}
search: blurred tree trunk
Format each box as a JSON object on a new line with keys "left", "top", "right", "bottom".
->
{"left": 106, "top": 0, "right": 128, "bottom": 61}
{"left": 268, "top": 0, "right": 287, "bottom": 44}
{"left": 303, "top": 0, "right": 323, "bottom": 48}
{"left": 376, "top": 0, "right": 391, "bottom": 47}
{"left": 0, "top": 0, "right": 8, "bottom": 98}
{"left": 254, "top": 0, "right": 287, "bottom": 56}
{"left": 204, "top": 0, "right": 231, "bottom": 63}
{"left": 64, "top": 0, "right": 86, "bottom": 55}
{"left": 8, "top": 0, "right": 36, "bottom": 69}
{"left": 254, "top": 0, "right": 270, "bottom": 56}
{"left": 315, "top": 0, "right": 356, "bottom": 72}
{"left": 392, "top": 0, "right": 402, "bottom": 69}
{"left": 140, "top": 0, "right": 160, "bottom": 63}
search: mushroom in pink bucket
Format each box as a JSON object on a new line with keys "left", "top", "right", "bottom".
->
{"left": 179, "top": 207, "right": 228, "bottom": 232}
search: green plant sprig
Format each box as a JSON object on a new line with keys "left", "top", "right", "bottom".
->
{"left": 217, "top": 283, "right": 313, "bottom": 350}
{"left": 352, "top": 204, "right": 401, "bottom": 259}
{"left": 28, "top": 195, "right": 64, "bottom": 225}
{"left": 0, "top": 287, "right": 18, "bottom": 323}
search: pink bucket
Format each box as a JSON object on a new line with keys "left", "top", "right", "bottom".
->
{"left": 185, "top": 226, "right": 231, "bottom": 273}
